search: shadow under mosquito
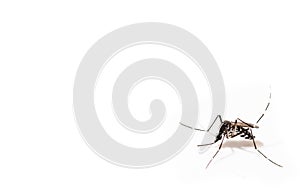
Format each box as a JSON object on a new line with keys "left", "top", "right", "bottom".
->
{"left": 214, "top": 140, "right": 264, "bottom": 162}
{"left": 222, "top": 140, "right": 264, "bottom": 148}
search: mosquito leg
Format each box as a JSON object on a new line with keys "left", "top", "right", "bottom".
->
{"left": 229, "top": 131, "right": 243, "bottom": 138}
{"left": 207, "top": 115, "right": 223, "bottom": 132}
{"left": 197, "top": 142, "right": 216, "bottom": 147}
{"left": 179, "top": 122, "right": 206, "bottom": 131}
{"left": 256, "top": 89, "right": 271, "bottom": 124}
{"left": 256, "top": 114, "right": 264, "bottom": 124}
{"left": 205, "top": 135, "right": 225, "bottom": 169}
{"left": 180, "top": 114, "right": 223, "bottom": 132}
{"left": 250, "top": 129, "right": 282, "bottom": 167}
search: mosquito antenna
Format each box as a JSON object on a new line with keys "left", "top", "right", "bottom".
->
{"left": 256, "top": 86, "right": 271, "bottom": 124}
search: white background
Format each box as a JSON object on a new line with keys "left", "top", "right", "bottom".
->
{"left": 1, "top": 0, "right": 300, "bottom": 187}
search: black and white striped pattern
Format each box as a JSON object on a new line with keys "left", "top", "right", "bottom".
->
{"left": 256, "top": 90, "right": 271, "bottom": 124}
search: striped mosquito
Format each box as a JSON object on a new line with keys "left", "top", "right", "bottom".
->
{"left": 180, "top": 91, "right": 282, "bottom": 169}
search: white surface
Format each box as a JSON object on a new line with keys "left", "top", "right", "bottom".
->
{"left": 0, "top": 1, "right": 300, "bottom": 187}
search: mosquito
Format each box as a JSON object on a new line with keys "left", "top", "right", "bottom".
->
{"left": 180, "top": 91, "right": 282, "bottom": 169}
